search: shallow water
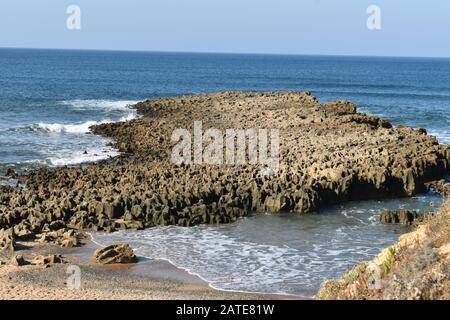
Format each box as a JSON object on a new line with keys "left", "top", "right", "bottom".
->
{"left": 92, "top": 193, "right": 443, "bottom": 297}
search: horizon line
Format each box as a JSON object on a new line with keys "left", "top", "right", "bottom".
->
{"left": 1, "top": 46, "right": 450, "bottom": 60}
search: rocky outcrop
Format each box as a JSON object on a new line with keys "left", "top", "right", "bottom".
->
{"left": 94, "top": 244, "right": 138, "bottom": 265}
{"left": 379, "top": 210, "right": 432, "bottom": 226}
{"left": 0, "top": 92, "right": 449, "bottom": 236}
{"left": 36, "top": 227, "right": 84, "bottom": 248}
{"left": 426, "top": 179, "right": 450, "bottom": 196}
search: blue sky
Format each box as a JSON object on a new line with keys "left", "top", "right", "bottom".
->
{"left": 0, "top": 0, "right": 449, "bottom": 57}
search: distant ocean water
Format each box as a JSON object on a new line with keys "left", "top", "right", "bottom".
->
{"left": 1, "top": 48, "right": 448, "bottom": 296}
{"left": 1, "top": 48, "right": 449, "bottom": 173}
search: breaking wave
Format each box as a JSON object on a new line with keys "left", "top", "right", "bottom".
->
{"left": 60, "top": 99, "right": 140, "bottom": 111}
{"left": 29, "top": 113, "right": 137, "bottom": 134}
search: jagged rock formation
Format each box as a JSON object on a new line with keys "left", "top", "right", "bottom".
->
{"left": 94, "top": 244, "right": 137, "bottom": 265}
{"left": 426, "top": 179, "right": 450, "bottom": 196}
{"left": 379, "top": 210, "right": 433, "bottom": 226}
{"left": 0, "top": 92, "right": 449, "bottom": 236}
{"left": 0, "top": 228, "right": 14, "bottom": 251}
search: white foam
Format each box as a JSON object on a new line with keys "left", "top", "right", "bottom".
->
{"left": 48, "top": 147, "right": 120, "bottom": 166}
{"left": 90, "top": 224, "right": 368, "bottom": 297}
{"left": 13, "top": 145, "right": 120, "bottom": 167}
{"left": 429, "top": 130, "right": 450, "bottom": 145}
{"left": 33, "top": 99, "right": 140, "bottom": 134}
{"left": 118, "top": 113, "right": 138, "bottom": 122}
{"left": 35, "top": 112, "right": 138, "bottom": 134}
{"left": 60, "top": 99, "right": 140, "bottom": 111}
{"left": 36, "top": 120, "right": 108, "bottom": 134}
{"left": 87, "top": 232, "right": 302, "bottom": 298}
{"left": 0, "top": 176, "right": 18, "bottom": 187}
{"left": 19, "top": 100, "right": 140, "bottom": 166}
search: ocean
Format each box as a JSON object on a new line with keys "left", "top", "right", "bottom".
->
{"left": 1, "top": 48, "right": 449, "bottom": 296}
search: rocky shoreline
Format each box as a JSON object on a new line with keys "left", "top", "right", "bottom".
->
{"left": 1, "top": 91, "right": 450, "bottom": 251}
{"left": 317, "top": 199, "right": 450, "bottom": 300}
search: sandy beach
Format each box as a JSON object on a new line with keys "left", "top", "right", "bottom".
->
{"left": 0, "top": 237, "right": 297, "bottom": 300}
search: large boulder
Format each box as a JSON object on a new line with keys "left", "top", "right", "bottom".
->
{"left": 93, "top": 244, "right": 138, "bottom": 265}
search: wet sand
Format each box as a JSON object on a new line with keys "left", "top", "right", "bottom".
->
{"left": 0, "top": 238, "right": 301, "bottom": 300}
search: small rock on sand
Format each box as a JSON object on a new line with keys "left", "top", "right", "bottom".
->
{"left": 32, "top": 254, "right": 66, "bottom": 266}
{"left": 10, "top": 254, "right": 29, "bottom": 267}
{"left": 94, "top": 244, "right": 138, "bottom": 265}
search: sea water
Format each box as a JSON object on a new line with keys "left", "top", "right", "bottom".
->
{"left": 1, "top": 48, "right": 448, "bottom": 296}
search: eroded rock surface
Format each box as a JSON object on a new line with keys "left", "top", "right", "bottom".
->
{"left": 0, "top": 92, "right": 449, "bottom": 235}
{"left": 10, "top": 254, "right": 28, "bottom": 266}
{"left": 32, "top": 254, "right": 66, "bottom": 266}
{"left": 94, "top": 244, "right": 137, "bottom": 265}
{"left": 426, "top": 179, "right": 450, "bottom": 196}
{"left": 8, "top": 253, "right": 66, "bottom": 267}
{"left": 379, "top": 210, "right": 431, "bottom": 226}
{"left": 0, "top": 228, "right": 15, "bottom": 251}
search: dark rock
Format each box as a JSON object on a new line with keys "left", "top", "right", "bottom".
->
{"left": 5, "top": 168, "right": 17, "bottom": 178}
{"left": 417, "top": 128, "right": 427, "bottom": 135}
{"left": 104, "top": 201, "right": 124, "bottom": 219}
{"left": 43, "top": 220, "right": 67, "bottom": 232}
{"left": 425, "top": 179, "right": 450, "bottom": 196}
{"left": 379, "top": 210, "right": 424, "bottom": 226}
{"left": 10, "top": 254, "right": 29, "bottom": 266}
